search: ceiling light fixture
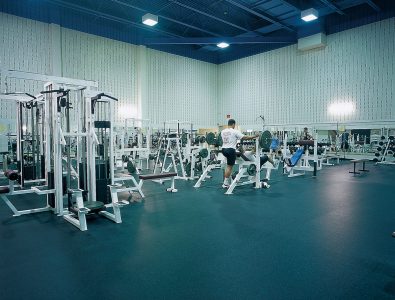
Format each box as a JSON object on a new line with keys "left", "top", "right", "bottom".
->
{"left": 142, "top": 13, "right": 158, "bottom": 26}
{"left": 301, "top": 8, "right": 318, "bottom": 22}
{"left": 217, "top": 42, "right": 229, "bottom": 49}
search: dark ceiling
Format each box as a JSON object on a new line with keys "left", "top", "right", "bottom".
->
{"left": 0, "top": 0, "right": 394, "bottom": 63}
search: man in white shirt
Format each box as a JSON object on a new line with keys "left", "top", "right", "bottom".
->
{"left": 221, "top": 119, "right": 259, "bottom": 188}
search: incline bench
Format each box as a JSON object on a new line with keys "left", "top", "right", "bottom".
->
{"left": 139, "top": 172, "right": 178, "bottom": 193}
{"left": 349, "top": 159, "right": 370, "bottom": 174}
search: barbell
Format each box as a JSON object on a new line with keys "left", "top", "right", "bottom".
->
{"left": 206, "top": 131, "right": 272, "bottom": 149}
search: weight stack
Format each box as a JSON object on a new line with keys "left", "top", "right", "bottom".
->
{"left": 95, "top": 160, "right": 111, "bottom": 204}
{"left": 78, "top": 161, "right": 111, "bottom": 204}
{"left": 47, "top": 171, "right": 67, "bottom": 208}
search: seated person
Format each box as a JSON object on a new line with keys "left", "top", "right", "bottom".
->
{"left": 242, "top": 148, "right": 276, "bottom": 168}
{"left": 283, "top": 147, "right": 304, "bottom": 167}
{"left": 301, "top": 127, "right": 313, "bottom": 141}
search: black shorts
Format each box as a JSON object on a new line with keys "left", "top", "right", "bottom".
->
{"left": 222, "top": 148, "right": 236, "bottom": 166}
{"left": 260, "top": 155, "right": 269, "bottom": 167}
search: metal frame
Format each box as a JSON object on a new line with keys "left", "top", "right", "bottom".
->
{"left": 282, "top": 134, "right": 321, "bottom": 178}
{"left": 194, "top": 137, "right": 272, "bottom": 195}
{"left": 0, "top": 69, "right": 126, "bottom": 231}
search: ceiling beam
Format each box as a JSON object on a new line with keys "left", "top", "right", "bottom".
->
{"left": 250, "top": 0, "right": 270, "bottom": 8}
{"left": 318, "top": 0, "right": 345, "bottom": 15}
{"left": 144, "top": 36, "right": 297, "bottom": 45}
{"left": 278, "top": 0, "right": 302, "bottom": 12}
{"left": 365, "top": 0, "right": 380, "bottom": 12}
{"left": 160, "top": 16, "right": 220, "bottom": 36}
{"left": 222, "top": 0, "right": 295, "bottom": 32}
{"left": 111, "top": 0, "right": 220, "bottom": 36}
{"left": 168, "top": 0, "right": 252, "bottom": 33}
{"left": 47, "top": 0, "right": 181, "bottom": 38}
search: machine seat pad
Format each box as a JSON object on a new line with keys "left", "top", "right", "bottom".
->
{"left": 139, "top": 173, "right": 177, "bottom": 180}
{"left": 83, "top": 201, "right": 105, "bottom": 212}
{"left": 0, "top": 186, "right": 10, "bottom": 194}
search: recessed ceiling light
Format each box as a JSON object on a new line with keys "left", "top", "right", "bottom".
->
{"left": 301, "top": 8, "right": 318, "bottom": 22}
{"left": 142, "top": 13, "right": 158, "bottom": 26}
{"left": 217, "top": 42, "right": 229, "bottom": 49}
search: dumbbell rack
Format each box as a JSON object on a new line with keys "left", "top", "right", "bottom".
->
{"left": 376, "top": 135, "right": 395, "bottom": 165}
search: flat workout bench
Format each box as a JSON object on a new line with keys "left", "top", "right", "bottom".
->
{"left": 349, "top": 159, "right": 370, "bottom": 174}
{"left": 139, "top": 172, "right": 178, "bottom": 192}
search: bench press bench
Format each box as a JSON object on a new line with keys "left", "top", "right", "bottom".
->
{"left": 321, "top": 155, "right": 340, "bottom": 166}
{"left": 139, "top": 172, "right": 178, "bottom": 192}
{"left": 349, "top": 159, "right": 370, "bottom": 174}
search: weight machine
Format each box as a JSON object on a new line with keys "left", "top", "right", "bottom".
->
{"left": 375, "top": 135, "right": 395, "bottom": 165}
{"left": 57, "top": 88, "right": 127, "bottom": 231}
{"left": 153, "top": 120, "right": 192, "bottom": 180}
{"left": 0, "top": 92, "right": 56, "bottom": 216}
{"left": 194, "top": 132, "right": 274, "bottom": 194}
{"left": 116, "top": 118, "right": 152, "bottom": 171}
{"left": 0, "top": 69, "right": 127, "bottom": 231}
{"left": 282, "top": 134, "right": 322, "bottom": 177}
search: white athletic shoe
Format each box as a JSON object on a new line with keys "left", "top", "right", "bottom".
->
{"left": 222, "top": 183, "right": 230, "bottom": 189}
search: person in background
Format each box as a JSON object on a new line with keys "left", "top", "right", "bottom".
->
{"left": 301, "top": 127, "right": 313, "bottom": 140}
{"left": 270, "top": 132, "right": 281, "bottom": 158}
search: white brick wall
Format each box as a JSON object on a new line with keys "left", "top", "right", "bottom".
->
{"left": 218, "top": 18, "right": 395, "bottom": 129}
{"left": 144, "top": 49, "right": 218, "bottom": 129}
{"left": 0, "top": 12, "right": 218, "bottom": 129}
{"left": 1, "top": 12, "right": 394, "bottom": 130}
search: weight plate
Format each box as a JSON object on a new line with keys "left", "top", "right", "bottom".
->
{"left": 206, "top": 132, "right": 216, "bottom": 145}
{"left": 259, "top": 131, "right": 272, "bottom": 150}
{"left": 199, "top": 148, "right": 209, "bottom": 158}
{"left": 247, "top": 164, "right": 257, "bottom": 176}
